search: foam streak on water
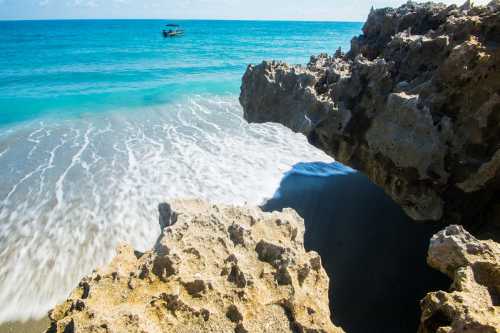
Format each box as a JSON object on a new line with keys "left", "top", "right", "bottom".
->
{"left": 0, "top": 18, "right": 362, "bottom": 323}
{"left": 0, "top": 95, "right": 332, "bottom": 322}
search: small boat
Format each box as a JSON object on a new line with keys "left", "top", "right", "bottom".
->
{"left": 163, "top": 24, "right": 184, "bottom": 38}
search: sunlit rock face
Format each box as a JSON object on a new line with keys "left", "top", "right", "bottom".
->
{"left": 240, "top": 1, "right": 500, "bottom": 230}
{"left": 241, "top": 3, "right": 500, "bottom": 332}
{"left": 420, "top": 225, "right": 500, "bottom": 333}
{"left": 45, "top": 200, "right": 343, "bottom": 333}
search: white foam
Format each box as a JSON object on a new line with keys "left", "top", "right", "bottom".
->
{"left": 0, "top": 95, "right": 332, "bottom": 323}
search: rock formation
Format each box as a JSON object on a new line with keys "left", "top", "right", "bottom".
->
{"left": 45, "top": 2, "right": 500, "bottom": 333}
{"left": 240, "top": 1, "right": 500, "bottom": 230}
{"left": 240, "top": 1, "right": 500, "bottom": 332}
{"left": 420, "top": 225, "right": 500, "bottom": 333}
{"left": 45, "top": 200, "right": 343, "bottom": 333}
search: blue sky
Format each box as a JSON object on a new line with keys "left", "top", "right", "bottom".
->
{"left": 0, "top": 0, "right": 488, "bottom": 21}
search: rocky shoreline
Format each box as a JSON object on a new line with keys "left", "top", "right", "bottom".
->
{"left": 241, "top": 1, "right": 500, "bottom": 231}
{"left": 45, "top": 2, "right": 499, "bottom": 333}
{"left": 45, "top": 200, "right": 343, "bottom": 333}
{"left": 240, "top": 1, "right": 499, "bottom": 332}
{"left": 421, "top": 225, "right": 499, "bottom": 332}
{"left": 262, "top": 163, "right": 450, "bottom": 332}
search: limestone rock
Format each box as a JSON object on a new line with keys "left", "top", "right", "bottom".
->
{"left": 45, "top": 199, "right": 343, "bottom": 333}
{"left": 420, "top": 225, "right": 500, "bottom": 333}
{"left": 240, "top": 1, "right": 500, "bottom": 229}
{"left": 240, "top": 60, "right": 335, "bottom": 135}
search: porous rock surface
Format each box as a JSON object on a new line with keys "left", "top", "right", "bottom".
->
{"left": 420, "top": 225, "right": 500, "bottom": 333}
{"left": 45, "top": 200, "right": 343, "bottom": 333}
{"left": 240, "top": 1, "right": 500, "bottom": 228}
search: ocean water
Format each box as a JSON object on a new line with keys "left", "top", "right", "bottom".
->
{"left": 0, "top": 20, "right": 362, "bottom": 322}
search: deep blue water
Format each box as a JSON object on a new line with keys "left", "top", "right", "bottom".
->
{"left": 0, "top": 19, "right": 361, "bottom": 323}
{"left": 0, "top": 20, "right": 361, "bottom": 125}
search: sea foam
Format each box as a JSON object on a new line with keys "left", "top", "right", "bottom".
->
{"left": 0, "top": 95, "right": 332, "bottom": 322}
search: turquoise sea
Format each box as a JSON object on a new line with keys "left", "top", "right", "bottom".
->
{"left": 0, "top": 20, "right": 361, "bottom": 125}
{"left": 0, "top": 20, "right": 361, "bottom": 322}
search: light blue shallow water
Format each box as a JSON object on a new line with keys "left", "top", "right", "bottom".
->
{"left": 0, "top": 20, "right": 361, "bottom": 322}
{"left": 0, "top": 20, "right": 361, "bottom": 125}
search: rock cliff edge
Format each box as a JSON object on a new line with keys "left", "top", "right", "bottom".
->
{"left": 46, "top": 200, "right": 343, "bottom": 333}
{"left": 240, "top": 1, "right": 499, "bottom": 332}
{"left": 45, "top": 2, "right": 500, "bottom": 333}
{"left": 240, "top": 1, "right": 500, "bottom": 229}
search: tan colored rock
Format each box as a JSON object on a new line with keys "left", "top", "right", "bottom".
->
{"left": 240, "top": 5, "right": 500, "bottom": 331}
{"left": 419, "top": 225, "right": 500, "bottom": 333}
{"left": 45, "top": 199, "right": 343, "bottom": 333}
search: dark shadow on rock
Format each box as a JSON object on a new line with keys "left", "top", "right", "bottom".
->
{"left": 262, "top": 162, "right": 450, "bottom": 333}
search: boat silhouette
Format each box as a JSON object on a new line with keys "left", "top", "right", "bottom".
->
{"left": 163, "top": 24, "right": 184, "bottom": 37}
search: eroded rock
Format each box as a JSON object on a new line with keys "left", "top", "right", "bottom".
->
{"left": 420, "top": 225, "right": 500, "bottom": 333}
{"left": 240, "top": 1, "right": 500, "bottom": 229}
{"left": 45, "top": 199, "right": 342, "bottom": 333}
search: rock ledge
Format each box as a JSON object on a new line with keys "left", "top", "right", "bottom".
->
{"left": 46, "top": 200, "right": 343, "bottom": 333}
{"left": 240, "top": 1, "right": 500, "bottom": 230}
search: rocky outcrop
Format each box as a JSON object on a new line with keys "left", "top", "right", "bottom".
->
{"left": 240, "top": 1, "right": 500, "bottom": 230}
{"left": 45, "top": 200, "right": 343, "bottom": 333}
{"left": 241, "top": 2, "right": 500, "bottom": 332}
{"left": 44, "top": 3, "right": 500, "bottom": 333}
{"left": 420, "top": 225, "right": 500, "bottom": 333}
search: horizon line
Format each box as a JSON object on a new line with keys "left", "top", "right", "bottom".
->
{"left": 0, "top": 17, "right": 365, "bottom": 23}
